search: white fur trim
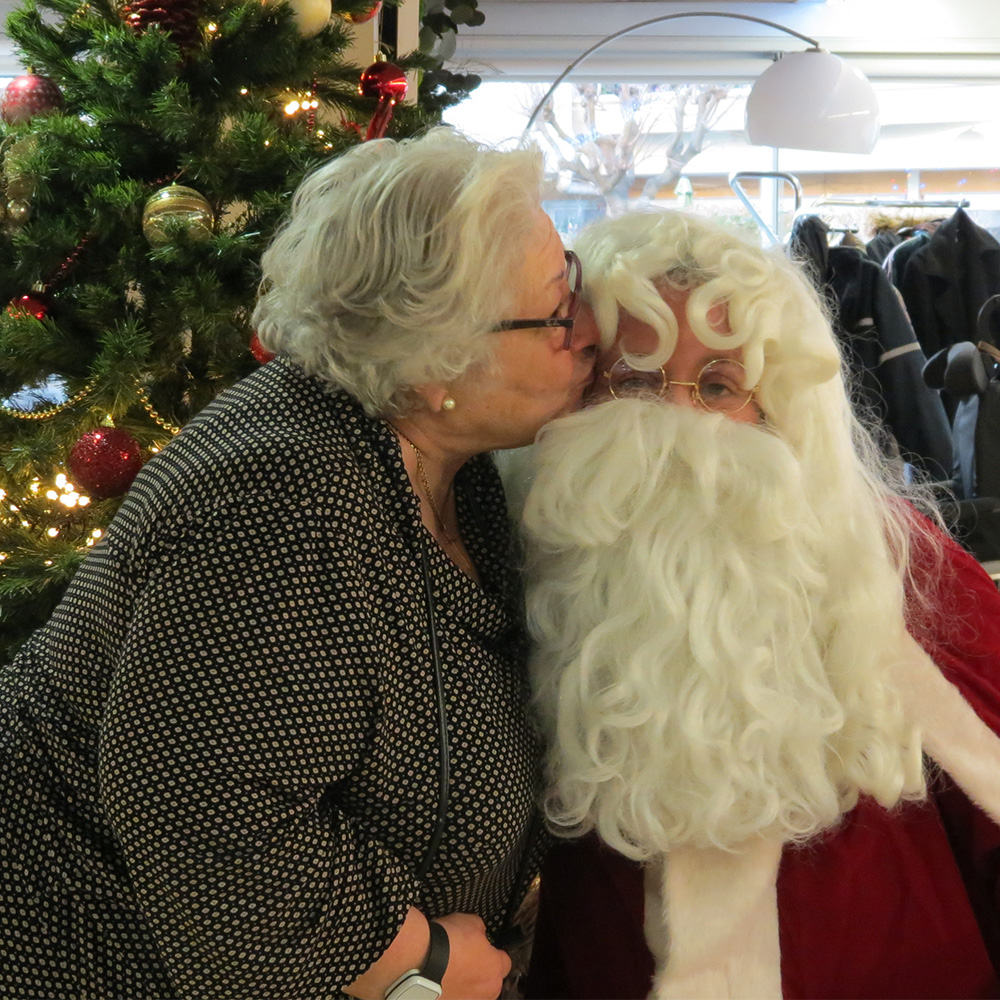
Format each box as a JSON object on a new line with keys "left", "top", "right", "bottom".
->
{"left": 894, "top": 634, "right": 1000, "bottom": 824}
{"left": 645, "top": 838, "right": 784, "bottom": 1000}
{"left": 642, "top": 643, "right": 1000, "bottom": 1000}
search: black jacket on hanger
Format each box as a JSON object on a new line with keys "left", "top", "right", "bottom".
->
{"left": 897, "top": 207, "right": 1000, "bottom": 358}
{"left": 790, "top": 215, "right": 953, "bottom": 481}
{"left": 883, "top": 230, "right": 931, "bottom": 289}
{"left": 866, "top": 229, "right": 902, "bottom": 265}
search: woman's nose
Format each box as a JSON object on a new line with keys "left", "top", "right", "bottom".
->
{"left": 568, "top": 306, "right": 600, "bottom": 353}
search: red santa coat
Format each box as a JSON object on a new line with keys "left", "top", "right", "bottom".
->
{"left": 523, "top": 526, "right": 1000, "bottom": 1000}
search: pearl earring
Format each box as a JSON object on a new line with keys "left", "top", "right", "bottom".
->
{"left": 442, "top": 397, "right": 456, "bottom": 411}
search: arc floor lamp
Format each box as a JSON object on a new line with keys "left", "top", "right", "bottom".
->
{"left": 523, "top": 10, "right": 880, "bottom": 154}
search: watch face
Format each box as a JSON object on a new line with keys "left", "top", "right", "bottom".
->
{"left": 384, "top": 973, "right": 442, "bottom": 1000}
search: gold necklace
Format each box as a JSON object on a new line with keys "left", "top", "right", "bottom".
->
{"left": 392, "top": 426, "right": 476, "bottom": 577}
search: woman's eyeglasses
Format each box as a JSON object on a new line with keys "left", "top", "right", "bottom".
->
{"left": 491, "top": 250, "right": 582, "bottom": 351}
{"left": 603, "top": 357, "right": 760, "bottom": 414}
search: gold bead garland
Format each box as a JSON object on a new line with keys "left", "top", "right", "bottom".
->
{"left": 132, "top": 379, "right": 181, "bottom": 435}
{"left": 0, "top": 379, "right": 97, "bottom": 420}
{"left": 1, "top": 376, "right": 180, "bottom": 436}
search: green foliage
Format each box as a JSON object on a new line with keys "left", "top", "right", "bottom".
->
{"left": 0, "top": 0, "right": 485, "bottom": 662}
{"left": 421, "top": 0, "right": 484, "bottom": 36}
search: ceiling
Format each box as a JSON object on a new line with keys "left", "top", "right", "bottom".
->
{"left": 3, "top": 0, "right": 1000, "bottom": 83}
{"left": 454, "top": 0, "right": 1000, "bottom": 84}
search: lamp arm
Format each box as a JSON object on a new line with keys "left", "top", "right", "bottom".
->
{"left": 523, "top": 11, "right": 821, "bottom": 134}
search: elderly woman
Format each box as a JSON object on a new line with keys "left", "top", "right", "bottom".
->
{"left": 0, "top": 128, "right": 596, "bottom": 1000}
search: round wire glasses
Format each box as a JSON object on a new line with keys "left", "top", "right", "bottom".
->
{"left": 602, "top": 357, "right": 760, "bottom": 414}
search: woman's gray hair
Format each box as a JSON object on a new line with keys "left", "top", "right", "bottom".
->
{"left": 253, "top": 127, "right": 545, "bottom": 415}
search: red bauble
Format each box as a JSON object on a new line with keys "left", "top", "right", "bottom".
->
{"left": 359, "top": 60, "right": 408, "bottom": 102}
{"left": 6, "top": 292, "right": 50, "bottom": 321}
{"left": 1, "top": 72, "right": 64, "bottom": 124}
{"left": 343, "top": 1, "right": 381, "bottom": 23}
{"left": 359, "top": 61, "right": 407, "bottom": 141}
{"left": 69, "top": 428, "right": 144, "bottom": 499}
{"left": 249, "top": 331, "right": 276, "bottom": 364}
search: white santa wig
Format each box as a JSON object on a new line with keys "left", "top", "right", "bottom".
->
{"left": 524, "top": 210, "right": 938, "bottom": 857}
{"left": 573, "top": 208, "right": 940, "bottom": 631}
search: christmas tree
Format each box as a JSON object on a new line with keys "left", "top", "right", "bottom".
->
{"left": 0, "top": 0, "right": 483, "bottom": 663}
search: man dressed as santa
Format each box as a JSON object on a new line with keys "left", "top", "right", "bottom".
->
{"left": 518, "top": 209, "right": 1000, "bottom": 1000}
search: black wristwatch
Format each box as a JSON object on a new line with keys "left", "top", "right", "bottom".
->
{"left": 384, "top": 920, "right": 450, "bottom": 1000}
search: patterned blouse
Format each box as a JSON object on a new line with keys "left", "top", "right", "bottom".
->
{"left": 0, "top": 358, "right": 540, "bottom": 999}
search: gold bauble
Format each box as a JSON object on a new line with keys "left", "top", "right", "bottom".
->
{"left": 4, "top": 177, "right": 35, "bottom": 230}
{"left": 2, "top": 134, "right": 38, "bottom": 230}
{"left": 5, "top": 199, "right": 33, "bottom": 229}
{"left": 142, "top": 184, "right": 214, "bottom": 246}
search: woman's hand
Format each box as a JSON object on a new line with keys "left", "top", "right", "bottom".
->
{"left": 346, "top": 908, "right": 510, "bottom": 1000}
{"left": 435, "top": 912, "right": 512, "bottom": 1000}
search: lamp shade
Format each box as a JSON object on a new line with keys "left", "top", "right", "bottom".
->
{"left": 745, "top": 49, "right": 879, "bottom": 154}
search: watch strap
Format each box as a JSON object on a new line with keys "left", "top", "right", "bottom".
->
{"left": 421, "top": 920, "right": 450, "bottom": 985}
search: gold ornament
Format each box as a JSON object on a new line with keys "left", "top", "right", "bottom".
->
{"left": 142, "top": 184, "right": 214, "bottom": 246}
{"left": 5, "top": 197, "right": 33, "bottom": 229}
{"left": 2, "top": 134, "right": 39, "bottom": 230}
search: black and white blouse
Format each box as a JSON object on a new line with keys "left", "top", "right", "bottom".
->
{"left": 0, "top": 358, "right": 540, "bottom": 999}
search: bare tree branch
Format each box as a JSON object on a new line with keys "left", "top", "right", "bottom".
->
{"left": 526, "top": 82, "right": 739, "bottom": 214}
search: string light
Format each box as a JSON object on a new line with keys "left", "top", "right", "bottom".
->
{"left": 2, "top": 474, "right": 93, "bottom": 544}
{"left": 283, "top": 92, "right": 320, "bottom": 117}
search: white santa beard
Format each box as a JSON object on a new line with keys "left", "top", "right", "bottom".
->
{"left": 523, "top": 398, "right": 924, "bottom": 857}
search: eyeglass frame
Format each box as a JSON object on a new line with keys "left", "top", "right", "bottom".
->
{"left": 603, "top": 356, "right": 761, "bottom": 414}
{"left": 490, "top": 250, "right": 582, "bottom": 351}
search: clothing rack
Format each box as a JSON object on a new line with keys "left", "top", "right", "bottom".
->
{"left": 797, "top": 197, "right": 973, "bottom": 245}
{"left": 807, "top": 196, "right": 971, "bottom": 211}
{"left": 728, "top": 170, "right": 973, "bottom": 246}
{"left": 728, "top": 170, "right": 804, "bottom": 247}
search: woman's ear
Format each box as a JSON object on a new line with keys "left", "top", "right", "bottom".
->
{"left": 414, "top": 384, "right": 453, "bottom": 413}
